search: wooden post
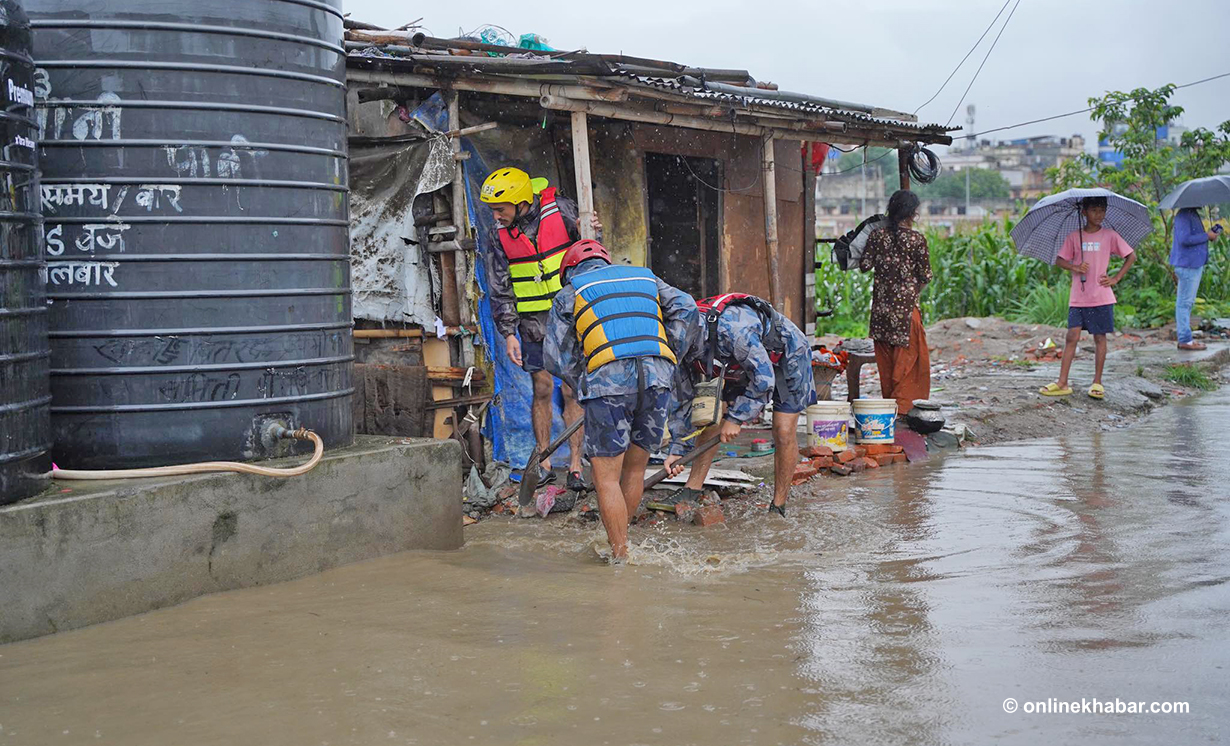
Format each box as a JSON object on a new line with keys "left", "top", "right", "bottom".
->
{"left": 898, "top": 145, "right": 912, "bottom": 192}
{"left": 570, "top": 111, "right": 597, "bottom": 240}
{"left": 761, "top": 134, "right": 784, "bottom": 312}
{"left": 446, "top": 91, "right": 475, "bottom": 368}
{"left": 802, "top": 143, "right": 817, "bottom": 335}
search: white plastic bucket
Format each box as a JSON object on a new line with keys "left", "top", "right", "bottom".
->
{"left": 806, "top": 401, "right": 850, "bottom": 452}
{"left": 852, "top": 398, "right": 897, "bottom": 443}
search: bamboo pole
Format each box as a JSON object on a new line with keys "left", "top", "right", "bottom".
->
{"left": 353, "top": 327, "right": 469, "bottom": 339}
{"left": 898, "top": 146, "right": 912, "bottom": 191}
{"left": 762, "top": 134, "right": 783, "bottom": 313}
{"left": 541, "top": 94, "right": 846, "bottom": 144}
{"left": 345, "top": 69, "right": 953, "bottom": 148}
{"left": 447, "top": 91, "right": 476, "bottom": 368}
{"left": 570, "top": 111, "right": 597, "bottom": 240}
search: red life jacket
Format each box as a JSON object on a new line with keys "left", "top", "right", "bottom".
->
{"left": 497, "top": 188, "right": 574, "bottom": 313}
{"left": 692, "top": 293, "right": 784, "bottom": 382}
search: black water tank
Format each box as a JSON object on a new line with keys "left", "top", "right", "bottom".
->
{"left": 0, "top": 0, "right": 49, "bottom": 503}
{"left": 28, "top": 0, "right": 353, "bottom": 468}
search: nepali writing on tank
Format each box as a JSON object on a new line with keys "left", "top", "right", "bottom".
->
{"left": 45, "top": 223, "right": 131, "bottom": 256}
{"left": 46, "top": 261, "right": 119, "bottom": 287}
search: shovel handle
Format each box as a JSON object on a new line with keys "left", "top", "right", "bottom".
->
{"left": 534, "top": 417, "right": 585, "bottom": 467}
{"left": 643, "top": 437, "right": 722, "bottom": 491}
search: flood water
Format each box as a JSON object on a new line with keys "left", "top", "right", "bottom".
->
{"left": 3, "top": 391, "right": 1229, "bottom": 745}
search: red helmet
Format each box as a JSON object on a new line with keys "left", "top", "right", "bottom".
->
{"left": 559, "top": 239, "right": 611, "bottom": 283}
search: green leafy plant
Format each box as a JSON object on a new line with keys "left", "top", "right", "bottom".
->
{"left": 1164, "top": 364, "right": 1215, "bottom": 391}
{"left": 1007, "top": 282, "right": 1070, "bottom": 327}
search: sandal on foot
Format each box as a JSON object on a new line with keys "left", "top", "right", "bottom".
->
{"left": 1039, "top": 383, "right": 1073, "bottom": 397}
{"left": 768, "top": 502, "right": 786, "bottom": 517}
{"left": 1088, "top": 383, "right": 1105, "bottom": 400}
{"left": 1177, "top": 341, "right": 1207, "bottom": 351}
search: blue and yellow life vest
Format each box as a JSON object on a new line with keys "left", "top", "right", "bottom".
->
{"left": 572, "top": 265, "right": 678, "bottom": 373}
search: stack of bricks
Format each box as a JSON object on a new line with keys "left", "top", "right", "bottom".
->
{"left": 796, "top": 443, "right": 908, "bottom": 482}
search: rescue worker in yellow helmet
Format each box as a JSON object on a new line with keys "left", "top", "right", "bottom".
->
{"left": 480, "top": 167, "right": 600, "bottom": 490}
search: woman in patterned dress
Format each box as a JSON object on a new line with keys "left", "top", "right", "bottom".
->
{"left": 859, "top": 190, "right": 932, "bottom": 418}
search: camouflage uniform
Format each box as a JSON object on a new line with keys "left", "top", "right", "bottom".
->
{"left": 545, "top": 258, "right": 698, "bottom": 458}
{"left": 667, "top": 303, "right": 816, "bottom": 456}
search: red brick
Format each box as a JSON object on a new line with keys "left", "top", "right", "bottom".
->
{"left": 848, "top": 458, "right": 866, "bottom": 473}
{"left": 863, "top": 443, "right": 903, "bottom": 456}
{"left": 829, "top": 464, "right": 852, "bottom": 476}
{"left": 892, "top": 453, "right": 908, "bottom": 464}
{"left": 810, "top": 456, "right": 833, "bottom": 470}
{"left": 853, "top": 446, "right": 868, "bottom": 458}
{"left": 836, "top": 450, "right": 857, "bottom": 464}
{"left": 800, "top": 445, "right": 834, "bottom": 459}
{"left": 674, "top": 502, "right": 698, "bottom": 523}
{"left": 791, "top": 464, "right": 820, "bottom": 485}
{"left": 874, "top": 454, "right": 895, "bottom": 467}
{"left": 861, "top": 457, "right": 880, "bottom": 469}
{"left": 693, "top": 505, "right": 725, "bottom": 526}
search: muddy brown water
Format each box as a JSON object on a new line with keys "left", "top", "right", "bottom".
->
{"left": 3, "top": 391, "right": 1229, "bottom": 745}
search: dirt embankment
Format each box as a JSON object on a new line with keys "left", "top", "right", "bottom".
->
{"left": 823, "top": 317, "right": 1230, "bottom": 446}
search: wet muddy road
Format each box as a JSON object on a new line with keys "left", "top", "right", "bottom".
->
{"left": 3, "top": 391, "right": 1229, "bottom": 745}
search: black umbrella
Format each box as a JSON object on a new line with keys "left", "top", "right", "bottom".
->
{"left": 1159, "top": 175, "right": 1230, "bottom": 210}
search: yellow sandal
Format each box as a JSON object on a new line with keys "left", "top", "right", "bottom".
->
{"left": 1088, "top": 383, "right": 1105, "bottom": 400}
{"left": 1039, "top": 383, "right": 1073, "bottom": 397}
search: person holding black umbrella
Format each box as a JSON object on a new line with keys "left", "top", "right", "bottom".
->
{"left": 1171, "top": 206, "right": 1220, "bottom": 350}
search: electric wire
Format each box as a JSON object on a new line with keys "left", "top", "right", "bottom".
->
{"left": 914, "top": 0, "right": 1014, "bottom": 115}
{"left": 946, "top": 0, "right": 1024, "bottom": 126}
{"left": 962, "top": 70, "right": 1230, "bottom": 140}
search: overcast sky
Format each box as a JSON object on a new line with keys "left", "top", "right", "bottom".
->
{"left": 345, "top": 0, "right": 1230, "bottom": 152}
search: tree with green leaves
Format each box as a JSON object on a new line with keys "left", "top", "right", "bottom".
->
{"left": 916, "top": 168, "right": 1011, "bottom": 202}
{"left": 1048, "top": 84, "right": 1230, "bottom": 284}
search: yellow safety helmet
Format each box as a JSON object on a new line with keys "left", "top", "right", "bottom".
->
{"left": 480, "top": 167, "right": 548, "bottom": 206}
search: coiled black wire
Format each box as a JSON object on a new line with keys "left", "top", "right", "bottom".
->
{"left": 903, "top": 143, "right": 942, "bottom": 184}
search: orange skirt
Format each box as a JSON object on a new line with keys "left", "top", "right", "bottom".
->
{"left": 873, "top": 307, "right": 930, "bottom": 415}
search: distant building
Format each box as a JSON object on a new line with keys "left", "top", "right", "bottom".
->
{"left": 813, "top": 133, "right": 1087, "bottom": 236}
{"left": 1098, "top": 123, "right": 1188, "bottom": 167}
{"left": 945, "top": 134, "right": 1086, "bottom": 200}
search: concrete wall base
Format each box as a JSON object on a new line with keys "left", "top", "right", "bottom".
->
{"left": 0, "top": 436, "right": 463, "bottom": 643}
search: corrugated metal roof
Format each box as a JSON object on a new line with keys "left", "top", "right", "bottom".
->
{"left": 613, "top": 71, "right": 951, "bottom": 135}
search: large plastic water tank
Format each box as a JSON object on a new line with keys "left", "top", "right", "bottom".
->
{"left": 28, "top": 0, "right": 353, "bottom": 468}
{"left": 0, "top": 0, "right": 50, "bottom": 503}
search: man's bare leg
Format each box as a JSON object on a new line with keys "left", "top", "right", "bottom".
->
{"left": 530, "top": 370, "right": 554, "bottom": 469}
{"left": 618, "top": 444, "right": 652, "bottom": 518}
{"left": 771, "top": 411, "right": 800, "bottom": 509}
{"left": 591, "top": 453, "right": 630, "bottom": 559}
{"left": 682, "top": 423, "right": 721, "bottom": 491}
{"left": 561, "top": 384, "right": 585, "bottom": 474}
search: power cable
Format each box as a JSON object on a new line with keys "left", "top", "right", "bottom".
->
{"left": 913, "top": 0, "right": 1013, "bottom": 115}
{"left": 946, "top": 0, "right": 1024, "bottom": 127}
{"left": 962, "top": 70, "right": 1230, "bottom": 140}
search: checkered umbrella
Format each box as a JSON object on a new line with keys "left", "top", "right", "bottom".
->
{"left": 1010, "top": 187, "right": 1153, "bottom": 265}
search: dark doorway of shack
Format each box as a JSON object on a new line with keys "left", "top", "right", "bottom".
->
{"left": 645, "top": 152, "right": 720, "bottom": 300}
